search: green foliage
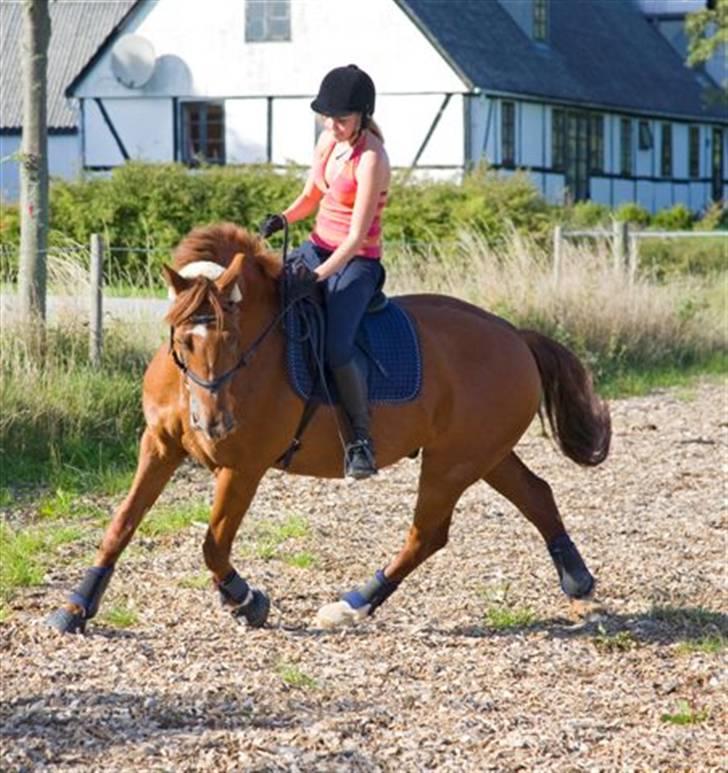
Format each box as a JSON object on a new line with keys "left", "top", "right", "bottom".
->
{"left": 0, "top": 320, "right": 147, "bottom": 491}
{"left": 276, "top": 661, "right": 317, "bottom": 689}
{"left": 593, "top": 626, "right": 637, "bottom": 652}
{"left": 0, "top": 522, "right": 83, "bottom": 601}
{"left": 615, "top": 202, "right": 651, "bottom": 227}
{"left": 651, "top": 204, "right": 694, "bottom": 231}
{"left": 138, "top": 501, "right": 209, "bottom": 537}
{"left": 246, "top": 514, "right": 311, "bottom": 562}
{"left": 660, "top": 701, "right": 709, "bottom": 726}
{"left": 99, "top": 602, "right": 138, "bottom": 628}
{"left": 676, "top": 634, "right": 726, "bottom": 655}
{"left": 563, "top": 200, "right": 611, "bottom": 228}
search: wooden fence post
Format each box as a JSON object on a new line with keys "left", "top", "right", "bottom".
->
{"left": 552, "top": 225, "right": 562, "bottom": 281}
{"left": 628, "top": 233, "right": 639, "bottom": 284}
{"left": 612, "top": 219, "right": 629, "bottom": 273}
{"left": 90, "top": 233, "right": 103, "bottom": 366}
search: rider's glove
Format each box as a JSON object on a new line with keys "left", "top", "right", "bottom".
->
{"left": 287, "top": 261, "right": 319, "bottom": 302}
{"left": 259, "top": 213, "right": 287, "bottom": 238}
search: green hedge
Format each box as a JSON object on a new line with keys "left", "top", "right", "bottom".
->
{"left": 1, "top": 162, "right": 725, "bottom": 282}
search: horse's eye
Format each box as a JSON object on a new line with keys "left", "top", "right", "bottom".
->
{"left": 180, "top": 336, "right": 193, "bottom": 352}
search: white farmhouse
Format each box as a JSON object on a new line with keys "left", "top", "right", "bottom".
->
{"left": 2, "top": 0, "right": 726, "bottom": 213}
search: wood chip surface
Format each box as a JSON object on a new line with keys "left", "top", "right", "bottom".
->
{"left": 1, "top": 381, "right": 726, "bottom": 771}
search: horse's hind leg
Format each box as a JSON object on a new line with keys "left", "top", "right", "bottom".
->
{"left": 46, "top": 428, "right": 186, "bottom": 634}
{"left": 316, "top": 451, "right": 478, "bottom": 628}
{"left": 483, "top": 452, "right": 594, "bottom": 598}
{"left": 203, "top": 466, "right": 270, "bottom": 628}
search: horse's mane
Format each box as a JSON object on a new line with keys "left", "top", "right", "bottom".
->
{"left": 167, "top": 223, "right": 281, "bottom": 327}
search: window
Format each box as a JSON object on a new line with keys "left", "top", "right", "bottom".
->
{"left": 661, "top": 123, "right": 672, "bottom": 178}
{"left": 620, "top": 118, "right": 633, "bottom": 177}
{"left": 246, "top": 0, "right": 290, "bottom": 42}
{"left": 533, "top": 0, "right": 548, "bottom": 41}
{"left": 689, "top": 126, "right": 700, "bottom": 178}
{"left": 638, "top": 120, "right": 653, "bottom": 150}
{"left": 589, "top": 114, "right": 604, "bottom": 173}
{"left": 552, "top": 109, "right": 565, "bottom": 170}
{"left": 181, "top": 102, "right": 225, "bottom": 165}
{"left": 501, "top": 101, "right": 515, "bottom": 167}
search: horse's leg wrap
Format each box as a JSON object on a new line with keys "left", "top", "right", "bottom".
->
{"left": 46, "top": 566, "right": 114, "bottom": 634}
{"left": 343, "top": 569, "right": 400, "bottom": 616}
{"left": 548, "top": 533, "right": 595, "bottom": 599}
{"left": 218, "top": 570, "right": 270, "bottom": 628}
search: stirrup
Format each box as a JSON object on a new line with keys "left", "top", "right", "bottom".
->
{"left": 344, "top": 439, "right": 378, "bottom": 480}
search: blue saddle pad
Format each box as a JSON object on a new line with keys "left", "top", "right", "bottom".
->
{"left": 285, "top": 299, "right": 422, "bottom": 405}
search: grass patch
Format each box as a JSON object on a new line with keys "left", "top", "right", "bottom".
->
{"left": 37, "top": 488, "right": 106, "bottom": 521}
{"left": 99, "top": 603, "right": 138, "bottom": 628}
{"left": 276, "top": 661, "right": 317, "bottom": 689}
{"left": 247, "top": 514, "right": 310, "bottom": 562}
{"left": 485, "top": 605, "right": 535, "bottom": 630}
{"left": 0, "top": 604, "right": 10, "bottom": 624}
{"left": 676, "top": 634, "right": 727, "bottom": 656}
{"left": 284, "top": 551, "right": 318, "bottom": 569}
{"left": 0, "top": 522, "right": 85, "bottom": 601}
{"left": 660, "top": 700, "right": 709, "bottom": 726}
{"left": 593, "top": 626, "right": 637, "bottom": 652}
{"left": 481, "top": 584, "right": 536, "bottom": 630}
{"left": 139, "top": 501, "right": 209, "bottom": 538}
{"left": 178, "top": 572, "right": 211, "bottom": 590}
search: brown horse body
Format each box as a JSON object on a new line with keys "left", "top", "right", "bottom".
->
{"left": 48, "top": 224, "right": 610, "bottom": 633}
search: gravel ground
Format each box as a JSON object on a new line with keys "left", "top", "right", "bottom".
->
{"left": 1, "top": 380, "right": 726, "bottom": 771}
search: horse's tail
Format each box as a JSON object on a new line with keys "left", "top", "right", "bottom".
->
{"left": 520, "top": 329, "right": 611, "bottom": 466}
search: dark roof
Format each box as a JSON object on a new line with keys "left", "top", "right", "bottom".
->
{"left": 0, "top": 0, "right": 137, "bottom": 130}
{"left": 398, "top": 0, "right": 727, "bottom": 122}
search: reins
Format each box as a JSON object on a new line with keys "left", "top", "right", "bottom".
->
{"left": 168, "top": 221, "right": 294, "bottom": 393}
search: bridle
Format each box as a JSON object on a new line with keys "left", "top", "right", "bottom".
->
{"left": 168, "top": 223, "right": 294, "bottom": 394}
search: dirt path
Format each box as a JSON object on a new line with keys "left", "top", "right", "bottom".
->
{"left": 1, "top": 381, "right": 726, "bottom": 771}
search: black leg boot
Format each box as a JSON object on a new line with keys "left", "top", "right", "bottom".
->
{"left": 332, "top": 361, "right": 378, "bottom": 479}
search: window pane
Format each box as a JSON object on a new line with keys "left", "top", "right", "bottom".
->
{"left": 621, "top": 119, "right": 632, "bottom": 176}
{"left": 246, "top": 17, "right": 265, "bottom": 41}
{"left": 689, "top": 126, "right": 700, "bottom": 179}
{"left": 268, "top": 17, "right": 290, "bottom": 40}
{"left": 661, "top": 123, "right": 672, "bottom": 178}
{"left": 501, "top": 102, "right": 515, "bottom": 166}
{"left": 552, "top": 109, "right": 564, "bottom": 170}
{"left": 589, "top": 114, "right": 604, "bottom": 173}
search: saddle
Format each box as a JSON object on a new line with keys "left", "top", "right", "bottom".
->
{"left": 277, "top": 244, "right": 422, "bottom": 466}
{"left": 282, "top": 243, "right": 422, "bottom": 406}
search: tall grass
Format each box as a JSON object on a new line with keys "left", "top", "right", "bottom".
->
{"left": 387, "top": 229, "right": 726, "bottom": 387}
{"left": 1, "top": 236, "right": 725, "bottom": 494}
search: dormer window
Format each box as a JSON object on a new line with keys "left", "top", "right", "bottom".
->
{"left": 246, "top": 0, "right": 291, "bottom": 42}
{"left": 533, "top": 0, "right": 548, "bottom": 42}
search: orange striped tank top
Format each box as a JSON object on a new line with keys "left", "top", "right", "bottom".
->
{"left": 311, "top": 133, "right": 387, "bottom": 259}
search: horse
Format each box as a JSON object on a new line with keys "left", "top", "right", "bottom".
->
{"left": 46, "top": 222, "right": 610, "bottom": 634}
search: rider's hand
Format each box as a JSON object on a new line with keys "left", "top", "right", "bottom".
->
{"left": 288, "top": 261, "right": 319, "bottom": 302}
{"left": 259, "top": 213, "right": 287, "bottom": 239}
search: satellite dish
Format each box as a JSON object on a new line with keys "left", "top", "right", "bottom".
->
{"left": 111, "top": 35, "right": 156, "bottom": 89}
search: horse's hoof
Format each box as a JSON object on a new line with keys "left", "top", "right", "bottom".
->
{"left": 233, "top": 589, "right": 270, "bottom": 628}
{"left": 548, "top": 534, "right": 595, "bottom": 599}
{"left": 315, "top": 600, "right": 369, "bottom": 630}
{"left": 45, "top": 607, "right": 86, "bottom": 635}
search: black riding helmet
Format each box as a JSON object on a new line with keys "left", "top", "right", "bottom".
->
{"left": 310, "top": 64, "right": 376, "bottom": 118}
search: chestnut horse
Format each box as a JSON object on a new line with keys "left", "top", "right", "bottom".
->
{"left": 47, "top": 223, "right": 610, "bottom": 634}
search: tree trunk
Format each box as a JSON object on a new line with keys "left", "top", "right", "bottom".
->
{"left": 18, "top": 0, "right": 51, "bottom": 326}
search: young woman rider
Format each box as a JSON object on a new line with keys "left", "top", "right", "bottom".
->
{"left": 260, "top": 64, "right": 390, "bottom": 480}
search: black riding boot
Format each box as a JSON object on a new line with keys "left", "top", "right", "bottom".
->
{"left": 332, "top": 361, "right": 378, "bottom": 479}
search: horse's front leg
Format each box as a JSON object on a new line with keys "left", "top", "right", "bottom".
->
{"left": 46, "top": 428, "right": 186, "bottom": 634}
{"left": 204, "top": 466, "right": 270, "bottom": 628}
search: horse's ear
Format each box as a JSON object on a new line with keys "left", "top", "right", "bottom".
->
{"left": 162, "top": 264, "right": 192, "bottom": 299}
{"left": 215, "top": 252, "right": 244, "bottom": 302}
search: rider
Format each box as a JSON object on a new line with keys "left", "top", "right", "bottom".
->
{"left": 260, "top": 64, "right": 390, "bottom": 480}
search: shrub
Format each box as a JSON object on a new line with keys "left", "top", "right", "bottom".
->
{"left": 615, "top": 202, "right": 651, "bottom": 227}
{"left": 652, "top": 204, "right": 694, "bottom": 231}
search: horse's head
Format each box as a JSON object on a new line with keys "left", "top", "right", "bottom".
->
{"left": 163, "top": 253, "right": 245, "bottom": 441}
